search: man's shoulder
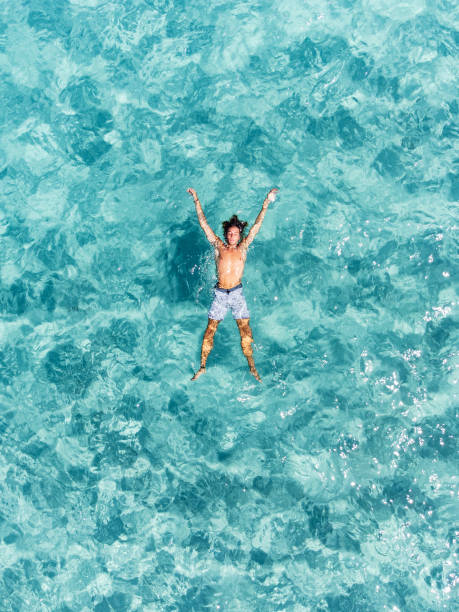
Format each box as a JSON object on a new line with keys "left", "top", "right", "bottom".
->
{"left": 213, "top": 237, "right": 224, "bottom": 254}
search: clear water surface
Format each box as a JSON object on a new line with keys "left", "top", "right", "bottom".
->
{"left": 0, "top": 0, "right": 457, "bottom": 610}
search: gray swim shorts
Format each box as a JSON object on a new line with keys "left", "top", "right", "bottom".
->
{"left": 208, "top": 283, "right": 250, "bottom": 320}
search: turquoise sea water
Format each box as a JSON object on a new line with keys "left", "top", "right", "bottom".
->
{"left": 0, "top": 0, "right": 458, "bottom": 609}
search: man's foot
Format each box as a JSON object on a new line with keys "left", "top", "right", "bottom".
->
{"left": 191, "top": 366, "right": 206, "bottom": 381}
{"left": 250, "top": 367, "right": 262, "bottom": 382}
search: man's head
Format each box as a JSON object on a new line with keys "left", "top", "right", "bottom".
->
{"left": 222, "top": 215, "right": 247, "bottom": 246}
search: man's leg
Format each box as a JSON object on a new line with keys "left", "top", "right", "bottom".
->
{"left": 236, "top": 319, "right": 261, "bottom": 382}
{"left": 191, "top": 318, "right": 220, "bottom": 380}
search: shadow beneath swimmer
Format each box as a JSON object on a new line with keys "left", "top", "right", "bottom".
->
{"left": 135, "top": 221, "right": 211, "bottom": 305}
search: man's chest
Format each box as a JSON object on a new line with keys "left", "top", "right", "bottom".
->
{"left": 216, "top": 247, "right": 246, "bottom": 266}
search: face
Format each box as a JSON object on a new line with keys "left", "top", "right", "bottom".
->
{"left": 226, "top": 226, "right": 241, "bottom": 246}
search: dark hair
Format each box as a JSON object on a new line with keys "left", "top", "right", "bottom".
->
{"left": 222, "top": 215, "right": 248, "bottom": 241}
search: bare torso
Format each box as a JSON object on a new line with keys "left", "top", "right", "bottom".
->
{"left": 187, "top": 184, "right": 278, "bottom": 290}
{"left": 215, "top": 240, "right": 247, "bottom": 289}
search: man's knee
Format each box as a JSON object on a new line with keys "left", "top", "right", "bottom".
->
{"left": 202, "top": 334, "right": 213, "bottom": 352}
{"left": 237, "top": 319, "right": 253, "bottom": 352}
{"left": 241, "top": 336, "right": 253, "bottom": 354}
{"left": 203, "top": 319, "right": 219, "bottom": 348}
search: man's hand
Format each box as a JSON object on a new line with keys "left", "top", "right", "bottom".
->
{"left": 266, "top": 188, "right": 279, "bottom": 204}
{"left": 187, "top": 187, "right": 198, "bottom": 199}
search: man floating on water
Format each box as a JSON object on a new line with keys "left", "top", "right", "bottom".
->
{"left": 187, "top": 187, "right": 279, "bottom": 382}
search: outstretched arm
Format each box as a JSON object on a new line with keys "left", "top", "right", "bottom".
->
{"left": 187, "top": 188, "right": 221, "bottom": 245}
{"left": 243, "top": 188, "right": 279, "bottom": 247}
